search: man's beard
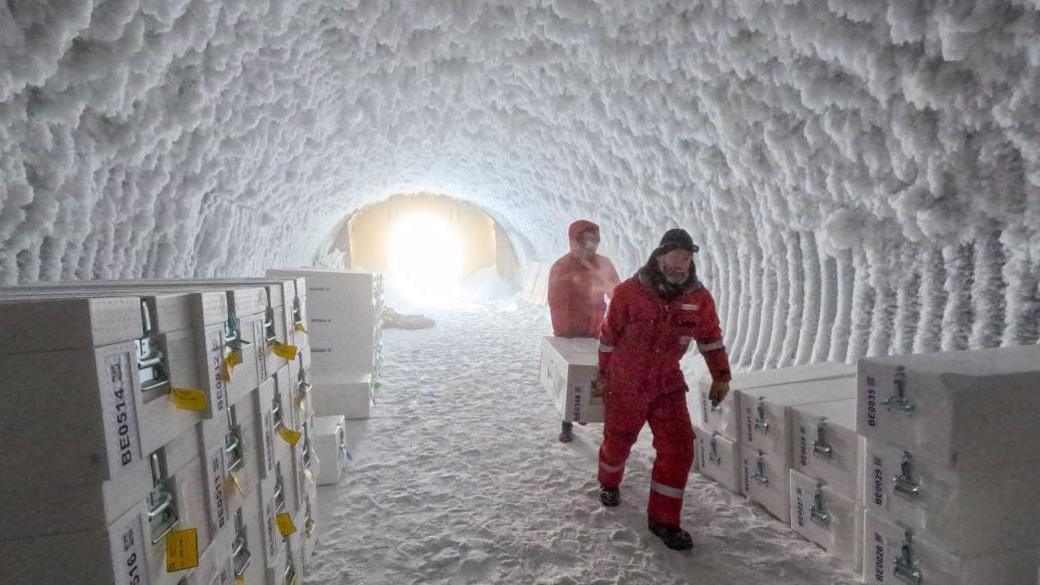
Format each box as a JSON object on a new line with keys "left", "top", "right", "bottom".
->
{"left": 664, "top": 271, "right": 688, "bottom": 284}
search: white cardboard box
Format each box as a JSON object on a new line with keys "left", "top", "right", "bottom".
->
{"left": 0, "top": 296, "right": 143, "bottom": 353}
{"left": 858, "top": 344, "right": 1040, "bottom": 470}
{"left": 0, "top": 341, "right": 146, "bottom": 483}
{"left": 737, "top": 377, "right": 857, "bottom": 460}
{"left": 313, "top": 375, "right": 374, "bottom": 419}
{"left": 862, "top": 508, "right": 1040, "bottom": 585}
{"left": 0, "top": 501, "right": 152, "bottom": 585}
{"left": 740, "top": 448, "right": 790, "bottom": 522}
{"left": 695, "top": 361, "right": 855, "bottom": 440}
{"left": 268, "top": 268, "right": 381, "bottom": 381}
{"left": 790, "top": 468, "right": 862, "bottom": 573}
{"left": 693, "top": 425, "right": 742, "bottom": 493}
{"left": 315, "top": 415, "right": 347, "bottom": 486}
{"left": 539, "top": 336, "right": 603, "bottom": 424}
{"left": 863, "top": 438, "right": 1040, "bottom": 555}
{"left": 789, "top": 398, "right": 862, "bottom": 501}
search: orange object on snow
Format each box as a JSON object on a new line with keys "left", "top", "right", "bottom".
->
{"left": 547, "top": 220, "right": 621, "bottom": 338}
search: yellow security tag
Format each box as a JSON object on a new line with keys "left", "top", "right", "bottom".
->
{"left": 276, "top": 512, "right": 297, "bottom": 537}
{"left": 305, "top": 517, "right": 316, "bottom": 536}
{"left": 226, "top": 470, "right": 246, "bottom": 498}
{"left": 221, "top": 350, "right": 242, "bottom": 382}
{"left": 169, "top": 388, "right": 208, "bottom": 411}
{"left": 271, "top": 341, "right": 298, "bottom": 360}
{"left": 277, "top": 426, "right": 302, "bottom": 447}
{"left": 235, "top": 574, "right": 246, "bottom": 585}
{"left": 165, "top": 528, "right": 199, "bottom": 572}
{"left": 293, "top": 323, "right": 308, "bottom": 334}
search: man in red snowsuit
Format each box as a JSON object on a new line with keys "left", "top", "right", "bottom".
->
{"left": 596, "top": 228, "right": 732, "bottom": 550}
{"left": 548, "top": 219, "right": 621, "bottom": 442}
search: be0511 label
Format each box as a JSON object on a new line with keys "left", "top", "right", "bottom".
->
{"left": 104, "top": 352, "right": 141, "bottom": 472}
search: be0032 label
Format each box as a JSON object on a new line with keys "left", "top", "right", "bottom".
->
{"left": 105, "top": 352, "right": 141, "bottom": 472}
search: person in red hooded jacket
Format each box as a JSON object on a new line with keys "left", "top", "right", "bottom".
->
{"left": 548, "top": 219, "right": 621, "bottom": 442}
{"left": 595, "top": 228, "right": 731, "bottom": 551}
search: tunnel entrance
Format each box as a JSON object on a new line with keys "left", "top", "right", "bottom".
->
{"left": 335, "top": 193, "right": 520, "bottom": 308}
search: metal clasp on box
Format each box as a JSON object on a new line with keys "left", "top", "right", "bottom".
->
{"left": 224, "top": 315, "right": 253, "bottom": 351}
{"left": 225, "top": 404, "right": 245, "bottom": 473}
{"left": 813, "top": 418, "right": 833, "bottom": 458}
{"left": 708, "top": 432, "right": 722, "bottom": 466}
{"left": 284, "top": 561, "right": 298, "bottom": 585}
{"left": 301, "top": 421, "right": 312, "bottom": 469}
{"left": 136, "top": 300, "right": 170, "bottom": 396}
{"left": 147, "top": 450, "right": 179, "bottom": 544}
{"left": 272, "top": 390, "right": 285, "bottom": 430}
{"left": 882, "top": 367, "right": 914, "bottom": 415}
{"left": 297, "top": 355, "right": 312, "bottom": 400}
{"left": 893, "top": 451, "right": 921, "bottom": 499}
{"left": 274, "top": 462, "right": 287, "bottom": 512}
{"left": 262, "top": 288, "right": 277, "bottom": 344}
{"left": 291, "top": 296, "right": 304, "bottom": 328}
{"left": 894, "top": 530, "right": 923, "bottom": 584}
{"left": 750, "top": 451, "right": 769, "bottom": 485}
{"left": 232, "top": 508, "right": 252, "bottom": 577}
{"left": 754, "top": 397, "right": 769, "bottom": 433}
{"left": 810, "top": 481, "right": 830, "bottom": 527}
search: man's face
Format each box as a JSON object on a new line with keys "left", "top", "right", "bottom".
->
{"left": 575, "top": 231, "right": 600, "bottom": 256}
{"left": 657, "top": 249, "right": 693, "bottom": 284}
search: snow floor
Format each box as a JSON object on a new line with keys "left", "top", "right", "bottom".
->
{"left": 305, "top": 300, "right": 859, "bottom": 584}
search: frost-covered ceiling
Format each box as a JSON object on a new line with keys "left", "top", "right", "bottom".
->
{"left": 1, "top": 0, "right": 1038, "bottom": 365}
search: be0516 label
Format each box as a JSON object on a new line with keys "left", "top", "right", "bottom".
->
{"left": 104, "top": 352, "right": 141, "bottom": 472}
{"left": 110, "top": 512, "right": 148, "bottom": 585}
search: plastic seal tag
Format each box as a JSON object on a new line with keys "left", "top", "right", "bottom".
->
{"left": 276, "top": 512, "right": 297, "bottom": 537}
{"left": 277, "top": 426, "right": 302, "bottom": 447}
{"left": 221, "top": 350, "right": 242, "bottom": 382}
{"left": 293, "top": 323, "right": 308, "bottom": 334}
{"left": 235, "top": 575, "right": 246, "bottom": 585}
{"left": 271, "top": 341, "right": 298, "bottom": 360}
{"left": 169, "top": 388, "right": 208, "bottom": 411}
{"left": 165, "top": 528, "right": 199, "bottom": 572}
{"left": 226, "top": 469, "right": 246, "bottom": 497}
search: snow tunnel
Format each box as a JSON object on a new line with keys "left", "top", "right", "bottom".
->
{"left": 1, "top": 2, "right": 1039, "bottom": 584}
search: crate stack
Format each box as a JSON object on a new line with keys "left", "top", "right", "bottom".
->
{"left": 692, "top": 363, "right": 855, "bottom": 496}
{"left": 857, "top": 345, "right": 1040, "bottom": 585}
{"left": 266, "top": 268, "right": 384, "bottom": 420}
{"left": 691, "top": 362, "right": 860, "bottom": 571}
{"left": 0, "top": 278, "right": 318, "bottom": 585}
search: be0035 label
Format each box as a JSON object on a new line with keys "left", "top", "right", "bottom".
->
{"left": 104, "top": 352, "right": 141, "bottom": 472}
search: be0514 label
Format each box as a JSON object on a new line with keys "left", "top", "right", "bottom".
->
{"left": 105, "top": 352, "right": 141, "bottom": 471}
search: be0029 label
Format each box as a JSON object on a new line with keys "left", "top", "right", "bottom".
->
{"left": 105, "top": 352, "right": 141, "bottom": 471}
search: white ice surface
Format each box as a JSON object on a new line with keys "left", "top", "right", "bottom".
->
{"left": 305, "top": 301, "right": 857, "bottom": 584}
{"left": 2, "top": 1, "right": 1039, "bottom": 364}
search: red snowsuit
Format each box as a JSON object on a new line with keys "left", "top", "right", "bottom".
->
{"left": 597, "top": 271, "right": 731, "bottom": 525}
{"left": 547, "top": 220, "right": 621, "bottom": 337}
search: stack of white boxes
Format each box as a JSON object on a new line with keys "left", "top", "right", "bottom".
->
{"left": 266, "top": 268, "right": 384, "bottom": 420}
{"left": 0, "top": 278, "right": 319, "bottom": 584}
{"left": 857, "top": 345, "right": 1040, "bottom": 585}
{"left": 692, "top": 363, "right": 855, "bottom": 498}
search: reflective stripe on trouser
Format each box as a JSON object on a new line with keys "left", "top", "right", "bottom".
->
{"left": 598, "top": 389, "right": 695, "bottom": 524}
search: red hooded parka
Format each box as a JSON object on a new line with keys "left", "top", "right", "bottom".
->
{"left": 596, "top": 260, "right": 731, "bottom": 526}
{"left": 547, "top": 220, "right": 621, "bottom": 337}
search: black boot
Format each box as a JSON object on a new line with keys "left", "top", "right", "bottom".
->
{"left": 599, "top": 486, "right": 620, "bottom": 507}
{"left": 649, "top": 521, "right": 693, "bottom": 550}
{"left": 558, "top": 420, "right": 574, "bottom": 443}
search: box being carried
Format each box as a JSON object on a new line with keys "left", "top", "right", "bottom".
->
{"left": 540, "top": 337, "right": 603, "bottom": 424}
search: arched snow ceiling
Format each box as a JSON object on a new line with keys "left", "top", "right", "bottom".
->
{"left": 1, "top": 1, "right": 1039, "bottom": 365}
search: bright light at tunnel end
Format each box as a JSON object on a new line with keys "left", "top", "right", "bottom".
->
{"left": 387, "top": 213, "right": 469, "bottom": 308}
